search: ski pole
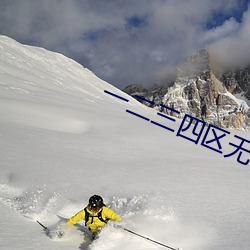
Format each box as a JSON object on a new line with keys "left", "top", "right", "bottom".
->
{"left": 37, "top": 220, "right": 48, "bottom": 231}
{"left": 122, "top": 227, "right": 180, "bottom": 250}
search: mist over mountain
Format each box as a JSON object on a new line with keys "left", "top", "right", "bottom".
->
{"left": 123, "top": 48, "right": 250, "bottom": 129}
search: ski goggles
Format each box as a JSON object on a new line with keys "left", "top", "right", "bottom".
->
{"left": 89, "top": 205, "right": 101, "bottom": 212}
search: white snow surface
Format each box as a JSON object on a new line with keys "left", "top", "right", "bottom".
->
{"left": 0, "top": 35, "right": 250, "bottom": 250}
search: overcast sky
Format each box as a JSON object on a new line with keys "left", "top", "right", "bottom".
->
{"left": 0, "top": 0, "right": 249, "bottom": 89}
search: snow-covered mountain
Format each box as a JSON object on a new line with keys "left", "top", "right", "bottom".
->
{"left": 1, "top": 36, "right": 250, "bottom": 250}
{"left": 124, "top": 49, "right": 250, "bottom": 129}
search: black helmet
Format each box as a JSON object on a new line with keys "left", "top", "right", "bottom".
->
{"left": 89, "top": 195, "right": 104, "bottom": 210}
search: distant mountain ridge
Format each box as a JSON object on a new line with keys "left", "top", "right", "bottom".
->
{"left": 123, "top": 49, "right": 250, "bottom": 129}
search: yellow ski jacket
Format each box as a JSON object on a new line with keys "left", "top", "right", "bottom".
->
{"left": 67, "top": 206, "right": 121, "bottom": 233}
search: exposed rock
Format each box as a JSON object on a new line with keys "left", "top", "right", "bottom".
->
{"left": 123, "top": 84, "right": 147, "bottom": 95}
{"left": 123, "top": 49, "right": 250, "bottom": 129}
{"left": 218, "top": 66, "right": 250, "bottom": 100}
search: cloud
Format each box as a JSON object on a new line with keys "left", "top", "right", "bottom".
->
{"left": 0, "top": 0, "right": 249, "bottom": 88}
{"left": 200, "top": 18, "right": 240, "bottom": 45}
{"left": 209, "top": 4, "right": 250, "bottom": 69}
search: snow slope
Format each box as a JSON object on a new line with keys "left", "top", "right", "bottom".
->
{"left": 0, "top": 35, "right": 250, "bottom": 250}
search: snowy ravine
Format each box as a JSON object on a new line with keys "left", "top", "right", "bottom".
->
{"left": 0, "top": 35, "right": 250, "bottom": 250}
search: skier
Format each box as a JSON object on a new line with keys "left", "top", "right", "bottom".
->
{"left": 66, "top": 194, "right": 122, "bottom": 239}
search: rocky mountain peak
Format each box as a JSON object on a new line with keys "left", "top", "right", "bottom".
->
{"left": 123, "top": 49, "right": 250, "bottom": 129}
{"left": 177, "top": 48, "right": 210, "bottom": 78}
